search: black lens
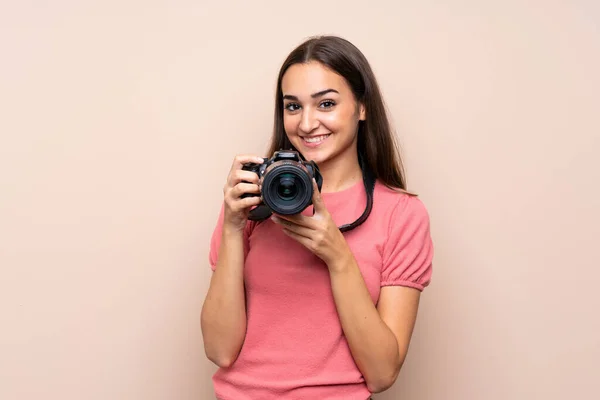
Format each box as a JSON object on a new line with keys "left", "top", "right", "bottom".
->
{"left": 262, "top": 164, "right": 313, "bottom": 215}
{"left": 276, "top": 173, "right": 298, "bottom": 200}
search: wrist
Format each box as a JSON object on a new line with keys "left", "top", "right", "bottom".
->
{"left": 222, "top": 222, "right": 246, "bottom": 238}
{"left": 327, "top": 248, "right": 356, "bottom": 274}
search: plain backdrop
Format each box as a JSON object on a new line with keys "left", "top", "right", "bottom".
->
{"left": 1, "top": 1, "right": 599, "bottom": 399}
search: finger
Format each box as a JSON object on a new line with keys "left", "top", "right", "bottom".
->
{"left": 230, "top": 170, "right": 260, "bottom": 186}
{"left": 230, "top": 154, "right": 265, "bottom": 173}
{"left": 238, "top": 195, "right": 263, "bottom": 209}
{"left": 228, "top": 194, "right": 262, "bottom": 211}
{"left": 225, "top": 194, "right": 262, "bottom": 213}
{"left": 272, "top": 215, "right": 313, "bottom": 238}
{"left": 281, "top": 226, "right": 313, "bottom": 248}
{"left": 274, "top": 212, "right": 314, "bottom": 228}
{"left": 231, "top": 182, "right": 261, "bottom": 198}
{"left": 311, "top": 178, "right": 325, "bottom": 213}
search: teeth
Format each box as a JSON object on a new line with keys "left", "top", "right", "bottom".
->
{"left": 304, "top": 134, "right": 331, "bottom": 143}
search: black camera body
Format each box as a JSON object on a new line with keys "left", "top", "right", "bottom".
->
{"left": 241, "top": 150, "right": 323, "bottom": 221}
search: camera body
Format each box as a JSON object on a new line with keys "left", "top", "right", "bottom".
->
{"left": 241, "top": 150, "right": 323, "bottom": 220}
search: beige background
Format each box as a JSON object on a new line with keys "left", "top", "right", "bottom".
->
{"left": 1, "top": 1, "right": 599, "bottom": 399}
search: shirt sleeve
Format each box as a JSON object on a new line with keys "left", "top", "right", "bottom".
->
{"left": 208, "top": 203, "right": 255, "bottom": 271}
{"left": 380, "top": 195, "right": 434, "bottom": 291}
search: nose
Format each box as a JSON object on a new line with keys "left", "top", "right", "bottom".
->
{"left": 299, "top": 107, "right": 319, "bottom": 134}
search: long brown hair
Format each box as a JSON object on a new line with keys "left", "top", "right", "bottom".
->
{"left": 266, "top": 35, "right": 411, "bottom": 192}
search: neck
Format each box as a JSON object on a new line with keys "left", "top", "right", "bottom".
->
{"left": 317, "top": 146, "right": 363, "bottom": 193}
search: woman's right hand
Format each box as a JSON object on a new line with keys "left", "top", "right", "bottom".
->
{"left": 222, "top": 154, "right": 265, "bottom": 232}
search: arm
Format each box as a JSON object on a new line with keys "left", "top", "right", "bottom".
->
{"left": 272, "top": 181, "right": 433, "bottom": 392}
{"left": 328, "top": 253, "right": 421, "bottom": 393}
{"left": 200, "top": 226, "right": 247, "bottom": 368}
{"left": 200, "top": 154, "right": 265, "bottom": 368}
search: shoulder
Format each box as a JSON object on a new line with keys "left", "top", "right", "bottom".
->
{"left": 373, "top": 182, "right": 434, "bottom": 290}
{"left": 373, "top": 181, "right": 431, "bottom": 226}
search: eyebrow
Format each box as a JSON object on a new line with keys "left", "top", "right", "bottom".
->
{"left": 283, "top": 88, "right": 339, "bottom": 101}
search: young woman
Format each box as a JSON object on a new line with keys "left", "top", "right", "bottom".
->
{"left": 201, "top": 35, "right": 434, "bottom": 400}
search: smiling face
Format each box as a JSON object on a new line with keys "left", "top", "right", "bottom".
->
{"left": 280, "top": 61, "right": 365, "bottom": 167}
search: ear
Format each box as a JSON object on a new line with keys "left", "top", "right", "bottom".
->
{"left": 358, "top": 102, "right": 366, "bottom": 121}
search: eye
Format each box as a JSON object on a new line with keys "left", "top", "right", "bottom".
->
{"left": 319, "top": 100, "right": 336, "bottom": 109}
{"left": 284, "top": 103, "right": 301, "bottom": 112}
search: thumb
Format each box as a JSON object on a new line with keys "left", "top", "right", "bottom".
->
{"left": 311, "top": 178, "right": 325, "bottom": 212}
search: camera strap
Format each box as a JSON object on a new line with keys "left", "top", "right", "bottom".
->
{"left": 248, "top": 151, "right": 376, "bottom": 232}
{"left": 337, "top": 153, "right": 375, "bottom": 233}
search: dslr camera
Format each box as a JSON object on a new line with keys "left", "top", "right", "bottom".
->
{"left": 241, "top": 150, "right": 323, "bottom": 220}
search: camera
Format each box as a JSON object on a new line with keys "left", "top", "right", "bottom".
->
{"left": 241, "top": 150, "right": 323, "bottom": 220}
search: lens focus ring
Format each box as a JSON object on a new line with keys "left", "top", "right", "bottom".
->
{"left": 262, "top": 164, "right": 312, "bottom": 215}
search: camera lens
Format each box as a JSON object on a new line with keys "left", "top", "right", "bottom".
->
{"left": 276, "top": 173, "right": 298, "bottom": 199}
{"left": 262, "top": 164, "right": 313, "bottom": 215}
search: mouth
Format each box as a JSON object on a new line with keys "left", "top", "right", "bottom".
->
{"left": 301, "top": 134, "right": 331, "bottom": 147}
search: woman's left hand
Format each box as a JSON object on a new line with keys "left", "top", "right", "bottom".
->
{"left": 271, "top": 179, "right": 350, "bottom": 267}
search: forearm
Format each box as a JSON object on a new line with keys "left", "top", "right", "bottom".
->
{"left": 328, "top": 253, "right": 401, "bottom": 393}
{"left": 200, "top": 227, "right": 247, "bottom": 367}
